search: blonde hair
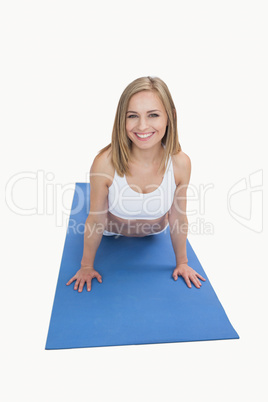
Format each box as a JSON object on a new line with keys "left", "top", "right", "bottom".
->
{"left": 97, "top": 76, "right": 182, "bottom": 177}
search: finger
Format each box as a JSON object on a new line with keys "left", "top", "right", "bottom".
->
{"left": 192, "top": 274, "right": 201, "bottom": 287}
{"left": 78, "top": 280, "right": 85, "bottom": 293}
{"left": 190, "top": 275, "right": 201, "bottom": 288}
{"left": 74, "top": 279, "right": 80, "bottom": 291}
{"left": 172, "top": 268, "right": 179, "bottom": 280}
{"left": 172, "top": 272, "right": 178, "bottom": 281}
{"left": 196, "top": 273, "right": 206, "bottom": 281}
{"left": 196, "top": 278, "right": 202, "bottom": 287}
{"left": 66, "top": 276, "right": 76, "bottom": 286}
{"left": 183, "top": 275, "right": 192, "bottom": 288}
{"left": 86, "top": 278, "right": 92, "bottom": 292}
{"left": 95, "top": 274, "right": 102, "bottom": 283}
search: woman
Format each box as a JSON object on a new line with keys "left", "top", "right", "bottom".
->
{"left": 67, "top": 76, "right": 205, "bottom": 292}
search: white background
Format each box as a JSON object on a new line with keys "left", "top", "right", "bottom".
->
{"left": 1, "top": 1, "right": 267, "bottom": 401}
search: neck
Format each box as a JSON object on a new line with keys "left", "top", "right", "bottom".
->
{"left": 129, "top": 142, "right": 165, "bottom": 168}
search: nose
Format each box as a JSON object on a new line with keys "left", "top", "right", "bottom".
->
{"left": 137, "top": 116, "right": 150, "bottom": 132}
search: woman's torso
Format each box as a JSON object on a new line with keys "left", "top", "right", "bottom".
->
{"left": 102, "top": 145, "right": 181, "bottom": 237}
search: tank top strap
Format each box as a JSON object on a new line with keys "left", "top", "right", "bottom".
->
{"left": 113, "top": 168, "right": 125, "bottom": 183}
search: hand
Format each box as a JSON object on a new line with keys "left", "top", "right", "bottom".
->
{"left": 172, "top": 263, "right": 206, "bottom": 289}
{"left": 66, "top": 266, "right": 102, "bottom": 292}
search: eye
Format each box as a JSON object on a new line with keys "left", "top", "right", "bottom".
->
{"left": 127, "top": 113, "right": 159, "bottom": 118}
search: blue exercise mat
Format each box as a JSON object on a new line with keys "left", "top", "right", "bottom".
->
{"left": 45, "top": 183, "right": 239, "bottom": 349}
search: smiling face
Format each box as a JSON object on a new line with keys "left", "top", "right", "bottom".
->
{"left": 125, "top": 90, "right": 168, "bottom": 148}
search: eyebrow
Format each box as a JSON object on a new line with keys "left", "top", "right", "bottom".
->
{"left": 126, "top": 109, "right": 161, "bottom": 113}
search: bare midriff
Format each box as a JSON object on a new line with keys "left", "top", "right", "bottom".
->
{"left": 105, "top": 210, "right": 169, "bottom": 237}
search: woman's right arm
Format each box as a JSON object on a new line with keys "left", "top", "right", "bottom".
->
{"left": 66, "top": 154, "right": 109, "bottom": 292}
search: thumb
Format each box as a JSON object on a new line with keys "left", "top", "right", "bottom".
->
{"left": 172, "top": 267, "right": 180, "bottom": 281}
{"left": 96, "top": 274, "right": 102, "bottom": 283}
{"left": 172, "top": 271, "right": 178, "bottom": 281}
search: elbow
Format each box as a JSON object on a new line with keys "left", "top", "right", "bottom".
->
{"left": 168, "top": 212, "right": 188, "bottom": 226}
{"left": 168, "top": 216, "right": 188, "bottom": 237}
{"left": 87, "top": 211, "right": 108, "bottom": 225}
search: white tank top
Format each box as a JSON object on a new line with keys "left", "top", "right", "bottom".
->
{"left": 108, "top": 151, "right": 177, "bottom": 220}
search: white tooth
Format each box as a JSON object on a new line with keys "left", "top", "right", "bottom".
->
{"left": 136, "top": 132, "right": 153, "bottom": 138}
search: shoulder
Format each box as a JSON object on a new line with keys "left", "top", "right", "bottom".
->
{"left": 171, "top": 150, "right": 191, "bottom": 186}
{"left": 90, "top": 147, "right": 115, "bottom": 188}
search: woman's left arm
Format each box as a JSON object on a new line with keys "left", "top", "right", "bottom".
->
{"left": 168, "top": 152, "right": 206, "bottom": 289}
